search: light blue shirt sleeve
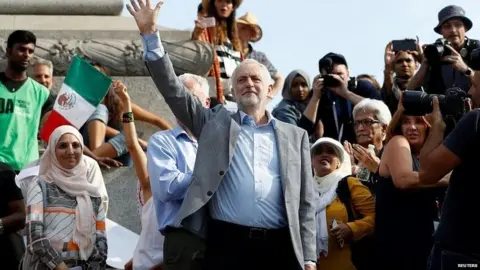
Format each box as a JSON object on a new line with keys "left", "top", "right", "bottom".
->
{"left": 141, "top": 31, "right": 166, "bottom": 61}
{"left": 147, "top": 134, "right": 193, "bottom": 202}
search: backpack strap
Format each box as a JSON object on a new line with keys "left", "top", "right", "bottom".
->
{"left": 336, "top": 176, "right": 356, "bottom": 222}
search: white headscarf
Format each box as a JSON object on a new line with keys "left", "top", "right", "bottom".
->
{"left": 311, "top": 137, "right": 352, "bottom": 258}
{"left": 39, "top": 125, "right": 102, "bottom": 260}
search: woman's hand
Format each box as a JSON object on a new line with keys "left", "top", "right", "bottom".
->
{"left": 113, "top": 80, "right": 130, "bottom": 103}
{"left": 352, "top": 144, "right": 380, "bottom": 173}
{"left": 96, "top": 156, "right": 122, "bottom": 169}
{"left": 426, "top": 96, "right": 446, "bottom": 133}
{"left": 330, "top": 222, "right": 353, "bottom": 245}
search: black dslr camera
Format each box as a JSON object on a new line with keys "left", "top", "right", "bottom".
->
{"left": 318, "top": 57, "right": 343, "bottom": 88}
{"left": 424, "top": 39, "right": 453, "bottom": 66}
{"left": 402, "top": 88, "right": 467, "bottom": 122}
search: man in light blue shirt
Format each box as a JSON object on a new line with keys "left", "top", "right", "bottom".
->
{"left": 147, "top": 73, "right": 210, "bottom": 270}
{"left": 128, "top": 1, "right": 317, "bottom": 270}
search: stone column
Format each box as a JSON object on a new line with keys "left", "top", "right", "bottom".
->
{"left": 0, "top": 0, "right": 124, "bottom": 15}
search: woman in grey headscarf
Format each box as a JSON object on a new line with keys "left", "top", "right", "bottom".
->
{"left": 272, "top": 70, "right": 311, "bottom": 126}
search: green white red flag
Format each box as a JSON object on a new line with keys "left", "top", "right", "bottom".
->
{"left": 39, "top": 55, "right": 112, "bottom": 142}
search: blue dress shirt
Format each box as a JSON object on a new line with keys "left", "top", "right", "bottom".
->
{"left": 147, "top": 125, "right": 198, "bottom": 233}
{"left": 209, "top": 112, "right": 287, "bottom": 229}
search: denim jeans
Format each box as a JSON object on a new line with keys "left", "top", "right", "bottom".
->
{"left": 428, "top": 244, "right": 480, "bottom": 270}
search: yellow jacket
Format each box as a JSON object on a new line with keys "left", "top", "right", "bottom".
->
{"left": 317, "top": 177, "right": 375, "bottom": 270}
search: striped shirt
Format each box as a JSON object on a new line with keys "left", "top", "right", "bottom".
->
{"left": 215, "top": 39, "right": 242, "bottom": 79}
{"left": 23, "top": 178, "right": 107, "bottom": 270}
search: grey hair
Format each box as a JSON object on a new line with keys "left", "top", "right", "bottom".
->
{"left": 353, "top": 98, "right": 392, "bottom": 126}
{"left": 231, "top": 59, "right": 272, "bottom": 88}
{"left": 30, "top": 58, "right": 54, "bottom": 75}
{"left": 178, "top": 73, "right": 210, "bottom": 97}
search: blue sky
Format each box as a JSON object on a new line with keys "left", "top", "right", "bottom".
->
{"left": 122, "top": 0, "right": 480, "bottom": 107}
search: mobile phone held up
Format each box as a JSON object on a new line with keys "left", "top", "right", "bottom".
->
{"left": 392, "top": 39, "right": 417, "bottom": 52}
{"left": 200, "top": 17, "right": 216, "bottom": 28}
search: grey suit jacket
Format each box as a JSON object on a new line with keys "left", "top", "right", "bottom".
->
{"left": 145, "top": 55, "right": 317, "bottom": 265}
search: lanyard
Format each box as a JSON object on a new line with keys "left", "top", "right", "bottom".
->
{"left": 332, "top": 101, "right": 344, "bottom": 142}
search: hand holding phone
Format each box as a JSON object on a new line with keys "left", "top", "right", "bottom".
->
{"left": 331, "top": 217, "right": 345, "bottom": 248}
{"left": 196, "top": 16, "right": 216, "bottom": 29}
{"left": 392, "top": 39, "right": 417, "bottom": 52}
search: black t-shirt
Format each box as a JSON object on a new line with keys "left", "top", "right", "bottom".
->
{"left": 435, "top": 109, "right": 480, "bottom": 254}
{"left": 0, "top": 162, "right": 24, "bottom": 266}
{"left": 41, "top": 92, "right": 56, "bottom": 119}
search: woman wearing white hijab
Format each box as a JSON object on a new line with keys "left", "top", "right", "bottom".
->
{"left": 312, "top": 138, "right": 375, "bottom": 270}
{"left": 23, "top": 125, "right": 108, "bottom": 270}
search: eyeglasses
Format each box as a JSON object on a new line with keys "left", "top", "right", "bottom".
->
{"left": 353, "top": 119, "right": 380, "bottom": 128}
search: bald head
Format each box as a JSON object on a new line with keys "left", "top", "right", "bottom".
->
{"left": 178, "top": 73, "right": 210, "bottom": 108}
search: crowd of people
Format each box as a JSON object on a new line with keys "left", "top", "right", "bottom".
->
{"left": 0, "top": 0, "right": 480, "bottom": 269}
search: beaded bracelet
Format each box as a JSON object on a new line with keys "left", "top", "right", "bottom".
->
{"left": 122, "top": 112, "right": 134, "bottom": 123}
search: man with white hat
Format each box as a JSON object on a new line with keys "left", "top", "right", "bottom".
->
{"left": 237, "top": 12, "right": 284, "bottom": 99}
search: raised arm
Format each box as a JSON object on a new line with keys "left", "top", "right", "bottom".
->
{"left": 114, "top": 81, "right": 152, "bottom": 202}
{"left": 127, "top": 0, "right": 208, "bottom": 138}
{"left": 382, "top": 136, "right": 446, "bottom": 189}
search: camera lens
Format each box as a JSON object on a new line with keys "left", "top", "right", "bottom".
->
{"left": 402, "top": 91, "right": 434, "bottom": 116}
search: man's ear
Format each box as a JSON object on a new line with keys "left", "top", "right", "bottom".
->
{"left": 5, "top": 47, "right": 11, "bottom": 57}
{"left": 267, "top": 83, "right": 274, "bottom": 98}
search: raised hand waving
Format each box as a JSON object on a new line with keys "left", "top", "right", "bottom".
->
{"left": 126, "top": 0, "right": 163, "bottom": 35}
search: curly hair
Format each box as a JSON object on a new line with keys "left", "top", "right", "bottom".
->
{"left": 205, "top": 0, "right": 242, "bottom": 52}
{"left": 91, "top": 62, "right": 123, "bottom": 128}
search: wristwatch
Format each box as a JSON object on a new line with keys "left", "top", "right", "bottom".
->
{"left": 0, "top": 218, "right": 4, "bottom": 234}
{"left": 464, "top": 67, "right": 473, "bottom": 76}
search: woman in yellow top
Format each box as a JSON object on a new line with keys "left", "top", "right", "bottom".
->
{"left": 312, "top": 138, "right": 375, "bottom": 270}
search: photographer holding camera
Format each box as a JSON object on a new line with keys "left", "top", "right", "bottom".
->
{"left": 416, "top": 49, "right": 480, "bottom": 269}
{"left": 299, "top": 53, "right": 381, "bottom": 143}
{"left": 407, "top": 5, "right": 479, "bottom": 95}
